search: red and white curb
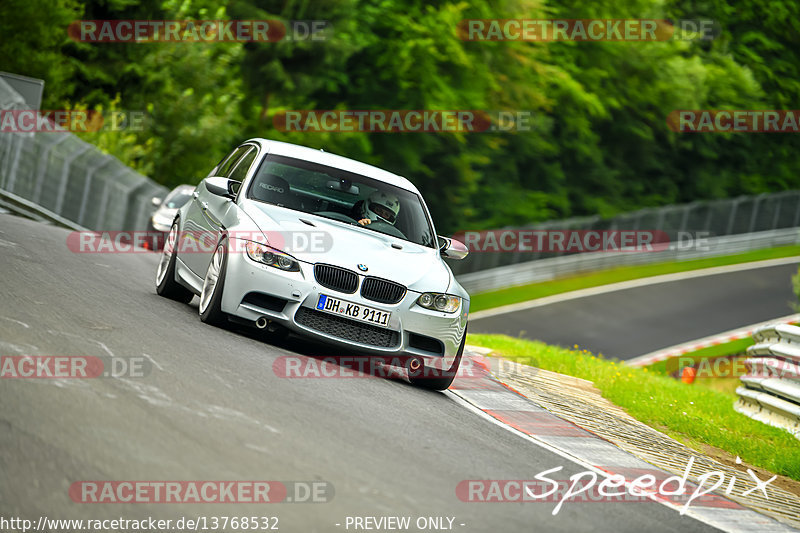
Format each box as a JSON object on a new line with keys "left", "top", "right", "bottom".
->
{"left": 447, "top": 352, "right": 798, "bottom": 532}
{"left": 626, "top": 314, "right": 800, "bottom": 368}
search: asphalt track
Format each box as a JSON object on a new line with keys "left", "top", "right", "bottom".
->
{"left": 0, "top": 213, "right": 721, "bottom": 532}
{"left": 470, "top": 262, "right": 799, "bottom": 360}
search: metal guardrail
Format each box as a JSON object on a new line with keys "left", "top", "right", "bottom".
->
{"left": 0, "top": 77, "right": 168, "bottom": 232}
{"left": 456, "top": 227, "right": 800, "bottom": 294}
{"left": 450, "top": 190, "right": 800, "bottom": 277}
{"left": 0, "top": 188, "right": 87, "bottom": 230}
{"left": 735, "top": 324, "right": 800, "bottom": 439}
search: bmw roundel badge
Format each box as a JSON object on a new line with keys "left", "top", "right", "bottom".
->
{"left": 357, "top": 264, "right": 368, "bottom": 272}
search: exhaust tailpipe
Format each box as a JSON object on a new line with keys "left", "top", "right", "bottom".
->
{"left": 255, "top": 317, "right": 269, "bottom": 329}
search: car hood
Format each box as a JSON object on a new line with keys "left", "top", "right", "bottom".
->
{"left": 240, "top": 202, "right": 451, "bottom": 291}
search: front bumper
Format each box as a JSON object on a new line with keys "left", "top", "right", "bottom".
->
{"left": 220, "top": 242, "right": 468, "bottom": 369}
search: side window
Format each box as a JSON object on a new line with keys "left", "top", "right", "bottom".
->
{"left": 227, "top": 148, "right": 257, "bottom": 183}
{"left": 215, "top": 146, "right": 251, "bottom": 177}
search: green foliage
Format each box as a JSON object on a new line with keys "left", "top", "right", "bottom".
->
{"left": 0, "top": 0, "right": 83, "bottom": 106}
{"left": 68, "top": 95, "right": 156, "bottom": 176}
{"left": 2, "top": 0, "right": 800, "bottom": 232}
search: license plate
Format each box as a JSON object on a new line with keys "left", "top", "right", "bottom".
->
{"left": 316, "top": 294, "right": 391, "bottom": 328}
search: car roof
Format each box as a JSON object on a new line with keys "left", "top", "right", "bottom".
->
{"left": 246, "top": 138, "right": 421, "bottom": 195}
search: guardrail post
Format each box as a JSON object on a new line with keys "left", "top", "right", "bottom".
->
{"left": 4, "top": 132, "right": 25, "bottom": 193}
{"left": 725, "top": 198, "right": 741, "bottom": 236}
{"left": 747, "top": 194, "right": 764, "bottom": 233}
{"left": 77, "top": 156, "right": 113, "bottom": 228}
{"left": 54, "top": 143, "right": 92, "bottom": 215}
{"left": 32, "top": 136, "right": 68, "bottom": 205}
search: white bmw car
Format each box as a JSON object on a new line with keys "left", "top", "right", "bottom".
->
{"left": 156, "top": 138, "right": 469, "bottom": 390}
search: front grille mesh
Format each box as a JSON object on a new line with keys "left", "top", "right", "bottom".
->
{"left": 295, "top": 308, "right": 399, "bottom": 348}
{"left": 314, "top": 264, "right": 358, "bottom": 294}
{"left": 360, "top": 277, "right": 406, "bottom": 304}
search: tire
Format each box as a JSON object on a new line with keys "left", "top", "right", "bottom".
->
{"left": 199, "top": 238, "right": 229, "bottom": 326}
{"left": 155, "top": 221, "right": 194, "bottom": 304}
{"left": 408, "top": 326, "right": 467, "bottom": 391}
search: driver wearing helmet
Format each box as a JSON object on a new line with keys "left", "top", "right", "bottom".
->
{"left": 357, "top": 190, "right": 400, "bottom": 226}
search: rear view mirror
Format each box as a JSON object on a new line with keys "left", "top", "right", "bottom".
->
{"left": 204, "top": 176, "right": 239, "bottom": 199}
{"left": 327, "top": 179, "right": 360, "bottom": 195}
{"left": 438, "top": 236, "right": 468, "bottom": 260}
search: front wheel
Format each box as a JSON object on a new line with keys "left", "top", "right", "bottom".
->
{"left": 408, "top": 327, "right": 467, "bottom": 391}
{"left": 199, "top": 239, "right": 229, "bottom": 327}
{"left": 155, "top": 221, "right": 194, "bottom": 304}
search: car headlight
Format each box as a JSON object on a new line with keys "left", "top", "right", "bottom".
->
{"left": 416, "top": 292, "right": 461, "bottom": 313}
{"left": 245, "top": 241, "right": 300, "bottom": 272}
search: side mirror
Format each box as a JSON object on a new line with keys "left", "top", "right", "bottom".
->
{"left": 204, "top": 176, "right": 240, "bottom": 199}
{"left": 438, "top": 236, "right": 468, "bottom": 260}
{"left": 151, "top": 196, "right": 162, "bottom": 207}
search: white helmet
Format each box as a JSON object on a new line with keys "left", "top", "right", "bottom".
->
{"left": 361, "top": 190, "right": 400, "bottom": 225}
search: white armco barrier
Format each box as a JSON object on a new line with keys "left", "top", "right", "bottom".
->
{"left": 735, "top": 324, "right": 800, "bottom": 438}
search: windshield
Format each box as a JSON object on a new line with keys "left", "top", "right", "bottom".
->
{"left": 246, "top": 154, "right": 435, "bottom": 248}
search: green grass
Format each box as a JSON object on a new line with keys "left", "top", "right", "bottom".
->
{"left": 470, "top": 245, "right": 800, "bottom": 312}
{"left": 645, "top": 338, "right": 755, "bottom": 375}
{"left": 645, "top": 338, "right": 755, "bottom": 395}
{"left": 467, "top": 333, "right": 800, "bottom": 481}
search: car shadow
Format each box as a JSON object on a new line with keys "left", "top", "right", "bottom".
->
{"left": 150, "top": 291, "right": 443, "bottom": 392}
